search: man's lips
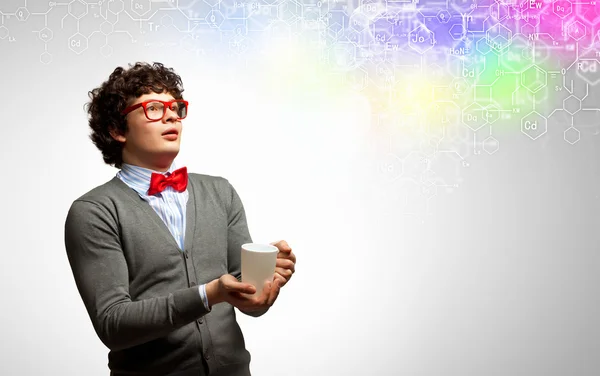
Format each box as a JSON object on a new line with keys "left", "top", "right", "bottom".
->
{"left": 163, "top": 133, "right": 178, "bottom": 140}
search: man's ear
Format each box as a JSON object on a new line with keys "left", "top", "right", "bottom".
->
{"left": 109, "top": 128, "right": 126, "bottom": 143}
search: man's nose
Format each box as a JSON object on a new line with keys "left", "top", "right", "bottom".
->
{"left": 163, "top": 106, "right": 178, "bottom": 122}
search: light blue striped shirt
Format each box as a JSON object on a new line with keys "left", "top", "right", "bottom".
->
{"left": 116, "top": 161, "right": 210, "bottom": 311}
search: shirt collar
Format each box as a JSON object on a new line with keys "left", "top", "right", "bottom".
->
{"left": 117, "top": 160, "right": 181, "bottom": 198}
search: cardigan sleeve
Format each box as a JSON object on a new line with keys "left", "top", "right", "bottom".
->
{"left": 64, "top": 199, "right": 210, "bottom": 351}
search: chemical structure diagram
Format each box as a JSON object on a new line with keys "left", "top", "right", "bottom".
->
{"left": 2, "top": 0, "right": 599, "bottom": 220}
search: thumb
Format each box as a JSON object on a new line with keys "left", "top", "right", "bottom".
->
{"left": 228, "top": 281, "right": 256, "bottom": 295}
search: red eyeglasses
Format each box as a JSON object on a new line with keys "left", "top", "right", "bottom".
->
{"left": 121, "top": 99, "right": 189, "bottom": 122}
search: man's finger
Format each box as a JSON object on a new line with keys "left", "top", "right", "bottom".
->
{"left": 274, "top": 272, "right": 287, "bottom": 287}
{"left": 275, "top": 268, "right": 291, "bottom": 281}
{"left": 228, "top": 291, "right": 255, "bottom": 305}
{"left": 258, "top": 281, "right": 273, "bottom": 304}
{"left": 275, "top": 267, "right": 293, "bottom": 280}
{"left": 227, "top": 282, "right": 256, "bottom": 295}
{"left": 276, "top": 258, "right": 295, "bottom": 270}
{"left": 277, "top": 251, "right": 296, "bottom": 266}
{"left": 270, "top": 240, "right": 292, "bottom": 252}
{"left": 267, "top": 280, "right": 281, "bottom": 306}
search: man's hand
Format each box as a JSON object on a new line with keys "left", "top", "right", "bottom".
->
{"left": 271, "top": 240, "right": 296, "bottom": 287}
{"left": 206, "top": 274, "right": 281, "bottom": 314}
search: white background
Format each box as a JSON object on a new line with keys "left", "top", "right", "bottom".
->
{"left": 2, "top": 15, "right": 600, "bottom": 376}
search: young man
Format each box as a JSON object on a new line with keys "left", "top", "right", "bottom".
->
{"left": 64, "top": 62, "right": 296, "bottom": 376}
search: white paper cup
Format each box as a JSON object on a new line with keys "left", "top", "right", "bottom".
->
{"left": 241, "top": 243, "right": 278, "bottom": 297}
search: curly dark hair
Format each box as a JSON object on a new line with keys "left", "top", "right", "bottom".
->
{"left": 85, "top": 62, "right": 185, "bottom": 169}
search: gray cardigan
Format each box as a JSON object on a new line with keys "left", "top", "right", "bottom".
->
{"left": 64, "top": 172, "right": 256, "bottom": 375}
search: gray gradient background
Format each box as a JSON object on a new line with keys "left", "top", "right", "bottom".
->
{"left": 1, "top": 1, "right": 600, "bottom": 375}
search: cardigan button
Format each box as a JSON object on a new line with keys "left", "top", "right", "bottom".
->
{"left": 190, "top": 281, "right": 196, "bottom": 286}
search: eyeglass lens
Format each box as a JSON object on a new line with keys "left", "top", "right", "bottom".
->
{"left": 145, "top": 101, "right": 187, "bottom": 120}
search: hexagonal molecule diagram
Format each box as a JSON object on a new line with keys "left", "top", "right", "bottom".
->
{"left": 521, "top": 111, "right": 548, "bottom": 140}
{"left": 576, "top": 58, "right": 600, "bottom": 86}
{"left": 483, "top": 136, "right": 500, "bottom": 154}
{"left": 39, "top": 27, "right": 53, "bottom": 43}
{"left": 564, "top": 127, "right": 580, "bottom": 144}
{"left": 408, "top": 25, "right": 435, "bottom": 54}
{"left": 131, "top": 0, "right": 151, "bottom": 17}
{"left": 69, "top": 33, "right": 89, "bottom": 55}
{"left": 15, "top": 7, "right": 30, "bottom": 21}
{"left": 521, "top": 65, "right": 547, "bottom": 93}
{"left": 563, "top": 95, "right": 582, "bottom": 115}
{"left": 378, "top": 153, "right": 404, "bottom": 182}
{"left": 108, "top": 0, "right": 125, "bottom": 14}
{"left": 462, "top": 103, "right": 488, "bottom": 131}
{"left": 437, "top": 10, "right": 451, "bottom": 24}
{"left": 0, "top": 26, "right": 8, "bottom": 40}
{"left": 486, "top": 23, "right": 512, "bottom": 54}
{"left": 567, "top": 20, "right": 587, "bottom": 42}
{"left": 68, "top": 0, "right": 88, "bottom": 19}
{"left": 552, "top": 0, "right": 573, "bottom": 19}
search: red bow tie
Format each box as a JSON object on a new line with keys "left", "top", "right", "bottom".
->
{"left": 147, "top": 167, "right": 188, "bottom": 196}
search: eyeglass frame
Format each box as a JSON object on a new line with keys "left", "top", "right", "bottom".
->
{"left": 121, "top": 99, "right": 189, "bottom": 122}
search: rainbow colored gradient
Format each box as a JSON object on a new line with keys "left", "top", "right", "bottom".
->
{"left": 235, "top": 0, "right": 600, "bottom": 140}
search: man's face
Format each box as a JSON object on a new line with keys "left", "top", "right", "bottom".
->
{"left": 111, "top": 91, "right": 184, "bottom": 171}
